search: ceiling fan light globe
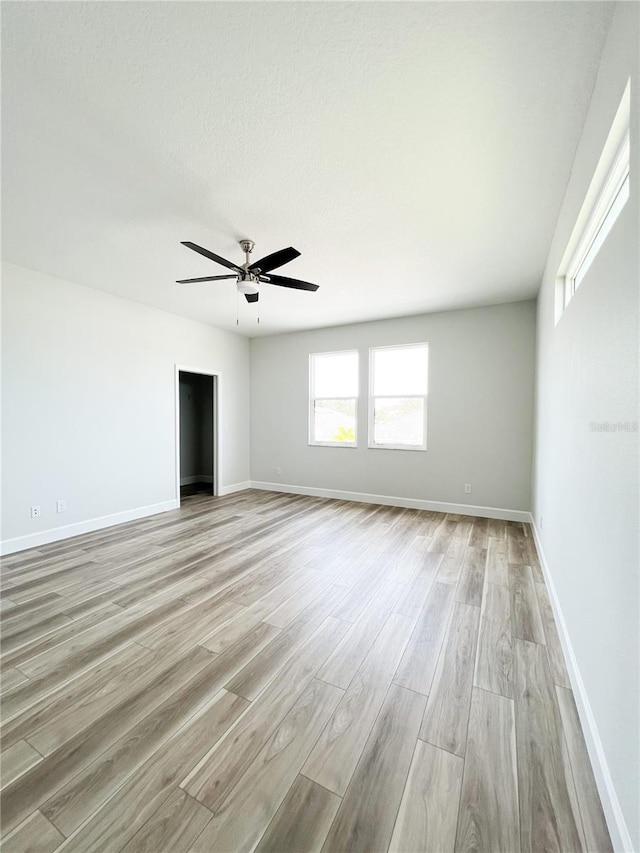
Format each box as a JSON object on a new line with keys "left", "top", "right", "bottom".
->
{"left": 236, "top": 278, "right": 259, "bottom": 295}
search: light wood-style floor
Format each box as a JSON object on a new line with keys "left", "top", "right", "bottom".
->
{"left": 0, "top": 490, "right": 612, "bottom": 852}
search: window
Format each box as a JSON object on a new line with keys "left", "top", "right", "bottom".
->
{"left": 557, "top": 80, "right": 630, "bottom": 321}
{"left": 309, "top": 350, "right": 358, "bottom": 446}
{"left": 369, "top": 343, "right": 428, "bottom": 450}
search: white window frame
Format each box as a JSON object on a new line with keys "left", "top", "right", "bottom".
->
{"left": 308, "top": 349, "right": 359, "bottom": 448}
{"left": 368, "top": 343, "right": 429, "bottom": 452}
{"left": 557, "top": 80, "right": 630, "bottom": 322}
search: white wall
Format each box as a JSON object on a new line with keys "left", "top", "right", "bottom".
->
{"left": 1, "top": 262, "right": 250, "bottom": 551}
{"left": 250, "top": 300, "right": 536, "bottom": 514}
{"left": 532, "top": 4, "right": 639, "bottom": 849}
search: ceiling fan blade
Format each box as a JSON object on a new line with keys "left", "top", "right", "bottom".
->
{"left": 260, "top": 273, "right": 319, "bottom": 292}
{"left": 249, "top": 246, "right": 301, "bottom": 274}
{"left": 175, "top": 275, "right": 237, "bottom": 284}
{"left": 245, "top": 292, "right": 259, "bottom": 304}
{"left": 181, "top": 241, "right": 242, "bottom": 272}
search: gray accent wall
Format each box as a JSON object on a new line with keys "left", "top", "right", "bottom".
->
{"left": 250, "top": 300, "right": 536, "bottom": 512}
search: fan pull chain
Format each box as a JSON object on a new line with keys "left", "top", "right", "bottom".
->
{"left": 236, "top": 290, "right": 239, "bottom": 326}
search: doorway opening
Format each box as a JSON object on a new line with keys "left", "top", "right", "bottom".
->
{"left": 175, "top": 367, "right": 219, "bottom": 505}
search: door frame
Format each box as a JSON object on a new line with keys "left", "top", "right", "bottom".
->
{"left": 175, "top": 365, "right": 220, "bottom": 506}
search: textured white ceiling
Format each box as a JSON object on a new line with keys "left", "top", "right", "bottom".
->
{"left": 2, "top": 2, "right": 612, "bottom": 336}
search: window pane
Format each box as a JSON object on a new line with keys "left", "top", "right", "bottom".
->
{"left": 313, "top": 351, "right": 358, "bottom": 398}
{"left": 372, "top": 345, "right": 428, "bottom": 396}
{"left": 314, "top": 399, "right": 356, "bottom": 443}
{"left": 373, "top": 397, "right": 424, "bottom": 446}
{"left": 574, "top": 173, "right": 629, "bottom": 290}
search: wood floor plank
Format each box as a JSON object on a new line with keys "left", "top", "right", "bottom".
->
{"left": 41, "top": 619, "right": 282, "bottom": 836}
{"left": 455, "top": 546, "right": 486, "bottom": 606}
{"left": 429, "top": 518, "right": 459, "bottom": 554}
{"left": 561, "top": 731, "right": 588, "bottom": 852}
{"left": 507, "top": 528, "right": 530, "bottom": 565}
{"left": 436, "top": 536, "right": 467, "bottom": 585}
{"left": 262, "top": 575, "right": 328, "bottom": 628}
{"left": 41, "top": 658, "right": 234, "bottom": 835}
{"left": 485, "top": 536, "right": 509, "bottom": 586}
{"left": 450, "top": 515, "right": 474, "bottom": 541}
{"left": 330, "top": 560, "right": 388, "bottom": 621}
{"left": 420, "top": 602, "right": 480, "bottom": 756}
{"left": 5, "top": 595, "right": 182, "bottom": 702}
{"left": 1, "top": 740, "right": 42, "bottom": 789}
{"left": 0, "top": 593, "right": 63, "bottom": 627}
{"left": 197, "top": 569, "right": 336, "bottom": 656}
{"left": 487, "top": 518, "right": 507, "bottom": 539}
{"left": 389, "top": 739, "right": 463, "bottom": 853}
{"left": 138, "top": 598, "right": 245, "bottom": 653}
{"left": 0, "top": 642, "right": 150, "bottom": 752}
{"left": 225, "top": 584, "right": 346, "bottom": 701}
{"left": 0, "top": 667, "right": 28, "bottom": 694}
{"left": 198, "top": 603, "right": 268, "bottom": 654}
{"left": 394, "top": 552, "right": 442, "bottom": 618}
{"left": 1, "top": 603, "right": 123, "bottom": 676}
{"left": 303, "top": 612, "right": 415, "bottom": 796}
{"left": 22, "top": 643, "right": 155, "bottom": 756}
{"left": 319, "top": 580, "right": 402, "bottom": 689}
{"left": 385, "top": 533, "right": 431, "bottom": 584}
{"left": 454, "top": 688, "right": 519, "bottom": 853}
{"left": 120, "top": 788, "right": 212, "bottom": 853}
{"left": 509, "top": 564, "right": 545, "bottom": 644}
{"left": 1, "top": 613, "right": 73, "bottom": 654}
{"left": 556, "top": 686, "right": 613, "bottom": 853}
{"left": 525, "top": 536, "right": 544, "bottom": 583}
{"left": 393, "top": 581, "right": 455, "bottom": 695}
{"left": 254, "top": 774, "right": 341, "bottom": 853}
{"left": 468, "top": 517, "right": 489, "bottom": 548}
{"left": 190, "top": 679, "right": 343, "bottom": 852}
{"left": 5, "top": 571, "right": 114, "bottom": 606}
{"left": 181, "top": 615, "right": 350, "bottom": 811}
{"left": 0, "top": 548, "right": 46, "bottom": 569}
{"left": 57, "top": 689, "right": 248, "bottom": 853}
{"left": 1, "top": 645, "right": 213, "bottom": 835}
{"left": 535, "top": 581, "right": 571, "bottom": 688}
{"left": 474, "top": 581, "right": 513, "bottom": 698}
{"left": 1, "top": 809, "right": 64, "bottom": 853}
{"left": 514, "top": 638, "right": 583, "bottom": 853}
{"left": 320, "top": 683, "right": 427, "bottom": 853}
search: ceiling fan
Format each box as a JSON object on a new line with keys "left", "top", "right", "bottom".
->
{"left": 176, "top": 239, "right": 320, "bottom": 303}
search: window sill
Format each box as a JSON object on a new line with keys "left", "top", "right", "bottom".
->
{"left": 368, "top": 443, "right": 427, "bottom": 452}
{"left": 308, "top": 441, "right": 358, "bottom": 449}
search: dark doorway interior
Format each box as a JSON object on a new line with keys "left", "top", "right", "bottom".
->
{"left": 179, "top": 371, "right": 214, "bottom": 499}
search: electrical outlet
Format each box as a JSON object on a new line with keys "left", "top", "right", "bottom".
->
{"left": 56, "top": 500, "right": 67, "bottom": 513}
{"left": 275, "top": 467, "right": 282, "bottom": 477}
{"left": 30, "top": 505, "right": 41, "bottom": 519}
{"left": 464, "top": 483, "right": 472, "bottom": 495}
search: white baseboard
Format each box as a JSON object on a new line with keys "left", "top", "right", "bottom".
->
{"left": 0, "top": 500, "right": 179, "bottom": 556}
{"left": 1, "top": 485, "right": 253, "bottom": 555}
{"left": 218, "top": 481, "right": 252, "bottom": 496}
{"left": 249, "top": 481, "right": 530, "bottom": 521}
{"left": 529, "top": 518, "right": 634, "bottom": 853}
{"left": 180, "top": 474, "right": 214, "bottom": 486}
